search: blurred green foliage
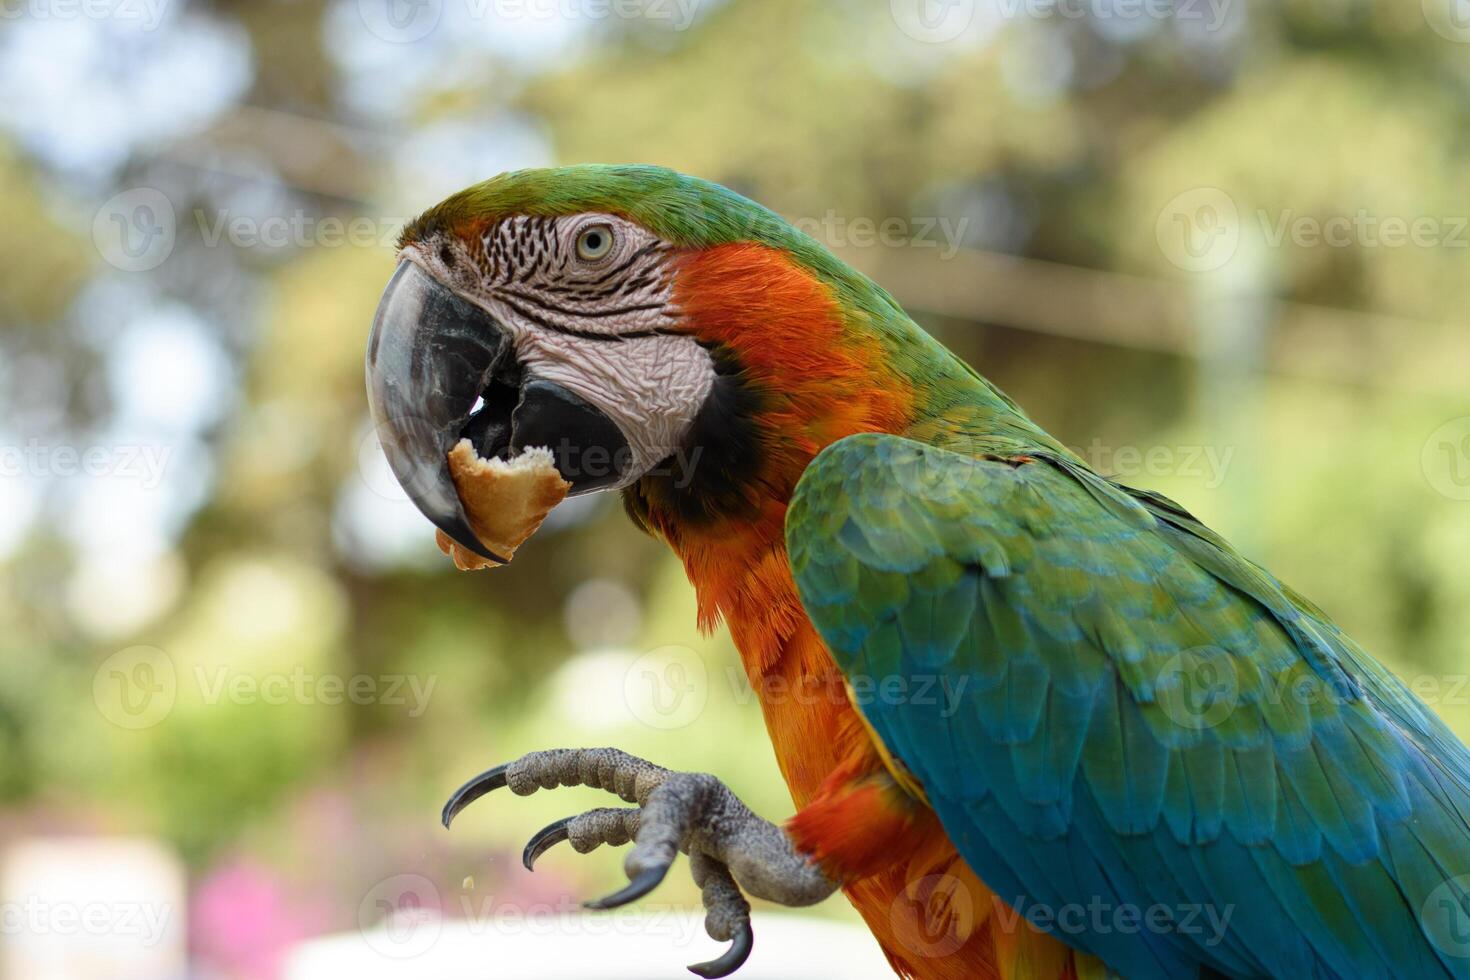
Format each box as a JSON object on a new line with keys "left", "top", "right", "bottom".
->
{"left": 1, "top": 0, "right": 1469, "bottom": 960}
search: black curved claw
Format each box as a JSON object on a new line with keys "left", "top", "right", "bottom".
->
{"left": 522, "top": 817, "right": 572, "bottom": 871}
{"left": 687, "top": 922, "right": 754, "bottom": 979}
{"left": 441, "top": 764, "right": 509, "bottom": 828}
{"left": 584, "top": 863, "right": 671, "bottom": 910}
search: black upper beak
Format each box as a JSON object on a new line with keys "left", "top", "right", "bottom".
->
{"left": 366, "top": 261, "right": 508, "bottom": 561}
{"left": 365, "top": 259, "right": 634, "bottom": 561}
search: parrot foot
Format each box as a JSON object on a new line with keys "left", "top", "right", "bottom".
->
{"left": 441, "top": 747, "right": 837, "bottom": 978}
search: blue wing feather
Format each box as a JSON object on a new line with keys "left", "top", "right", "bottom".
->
{"left": 787, "top": 433, "right": 1470, "bottom": 979}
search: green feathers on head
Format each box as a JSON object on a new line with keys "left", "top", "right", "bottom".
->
{"left": 399, "top": 164, "right": 908, "bottom": 320}
{"left": 400, "top": 164, "right": 1019, "bottom": 426}
{"left": 404, "top": 164, "right": 788, "bottom": 251}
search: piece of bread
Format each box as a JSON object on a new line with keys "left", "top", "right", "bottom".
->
{"left": 437, "top": 440, "right": 570, "bottom": 570}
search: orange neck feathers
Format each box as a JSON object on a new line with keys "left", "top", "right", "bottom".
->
{"left": 622, "top": 241, "right": 1084, "bottom": 980}
{"left": 626, "top": 242, "right": 914, "bottom": 662}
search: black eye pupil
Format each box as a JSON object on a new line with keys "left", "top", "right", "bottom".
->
{"left": 586, "top": 233, "right": 602, "bottom": 249}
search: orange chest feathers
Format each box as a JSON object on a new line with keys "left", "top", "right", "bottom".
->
{"left": 643, "top": 239, "right": 1084, "bottom": 979}
{"left": 672, "top": 527, "right": 1084, "bottom": 980}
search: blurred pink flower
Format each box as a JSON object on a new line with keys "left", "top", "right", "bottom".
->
{"left": 191, "top": 859, "right": 330, "bottom": 980}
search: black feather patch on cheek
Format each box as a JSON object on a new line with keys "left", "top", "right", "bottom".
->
{"left": 625, "top": 345, "right": 768, "bottom": 528}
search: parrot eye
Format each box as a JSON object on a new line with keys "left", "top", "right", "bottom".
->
{"left": 575, "top": 223, "right": 615, "bottom": 262}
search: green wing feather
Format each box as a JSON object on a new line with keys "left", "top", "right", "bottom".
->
{"left": 787, "top": 432, "right": 1470, "bottom": 979}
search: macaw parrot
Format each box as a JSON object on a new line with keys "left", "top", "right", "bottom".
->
{"left": 364, "top": 165, "right": 1470, "bottom": 979}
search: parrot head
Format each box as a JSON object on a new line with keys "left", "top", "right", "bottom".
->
{"left": 366, "top": 164, "right": 960, "bottom": 560}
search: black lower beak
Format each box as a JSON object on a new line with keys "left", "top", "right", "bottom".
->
{"left": 364, "top": 260, "right": 633, "bottom": 560}
{"left": 510, "top": 380, "right": 632, "bottom": 495}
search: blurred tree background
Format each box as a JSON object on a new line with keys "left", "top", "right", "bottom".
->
{"left": 2, "top": 0, "right": 1469, "bottom": 976}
